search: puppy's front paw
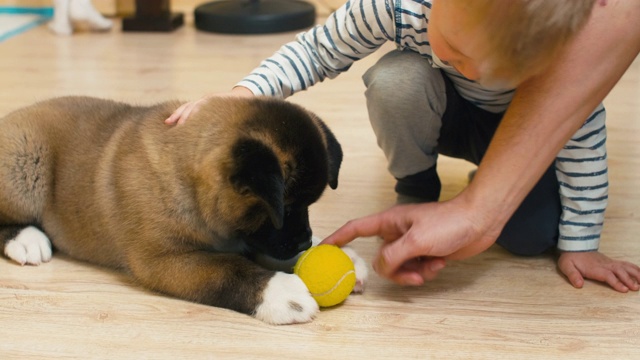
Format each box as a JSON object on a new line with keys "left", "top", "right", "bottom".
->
{"left": 254, "top": 272, "right": 319, "bottom": 325}
{"left": 341, "top": 247, "right": 368, "bottom": 293}
{"left": 4, "top": 226, "right": 52, "bottom": 266}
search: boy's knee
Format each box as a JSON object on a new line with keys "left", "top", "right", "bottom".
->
{"left": 363, "top": 50, "right": 447, "bottom": 141}
{"left": 497, "top": 222, "right": 558, "bottom": 256}
{"left": 497, "top": 166, "right": 561, "bottom": 256}
{"left": 363, "top": 50, "right": 446, "bottom": 104}
{"left": 497, "top": 200, "right": 560, "bottom": 256}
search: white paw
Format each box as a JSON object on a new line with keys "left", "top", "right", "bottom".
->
{"left": 254, "top": 272, "right": 319, "bottom": 325}
{"left": 4, "top": 227, "right": 52, "bottom": 266}
{"left": 341, "top": 246, "right": 368, "bottom": 293}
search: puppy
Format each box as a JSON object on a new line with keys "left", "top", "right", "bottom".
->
{"left": 0, "top": 96, "right": 365, "bottom": 324}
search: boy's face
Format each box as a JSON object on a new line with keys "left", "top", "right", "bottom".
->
{"left": 429, "top": 0, "right": 517, "bottom": 89}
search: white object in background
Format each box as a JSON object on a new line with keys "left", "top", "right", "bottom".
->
{"left": 49, "top": 0, "right": 113, "bottom": 35}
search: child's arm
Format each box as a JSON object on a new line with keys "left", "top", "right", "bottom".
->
{"left": 235, "top": 1, "right": 393, "bottom": 98}
{"left": 552, "top": 107, "right": 638, "bottom": 292}
{"left": 554, "top": 104, "right": 608, "bottom": 253}
{"left": 166, "top": 0, "right": 395, "bottom": 125}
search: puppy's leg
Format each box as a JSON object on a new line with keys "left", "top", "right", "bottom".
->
{"left": 311, "top": 236, "right": 370, "bottom": 293}
{"left": 254, "top": 272, "right": 319, "bottom": 324}
{"left": 341, "top": 247, "right": 369, "bottom": 293}
{"left": 2, "top": 226, "right": 52, "bottom": 266}
{"left": 128, "top": 251, "right": 318, "bottom": 325}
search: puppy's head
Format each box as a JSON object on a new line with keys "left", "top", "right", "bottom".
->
{"left": 196, "top": 97, "right": 342, "bottom": 260}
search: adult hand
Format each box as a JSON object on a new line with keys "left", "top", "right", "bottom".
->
{"left": 164, "top": 86, "right": 254, "bottom": 125}
{"left": 558, "top": 251, "right": 640, "bottom": 292}
{"left": 322, "top": 196, "right": 501, "bottom": 286}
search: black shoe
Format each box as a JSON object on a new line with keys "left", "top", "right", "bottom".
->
{"left": 394, "top": 166, "right": 441, "bottom": 203}
{"left": 396, "top": 193, "right": 432, "bottom": 204}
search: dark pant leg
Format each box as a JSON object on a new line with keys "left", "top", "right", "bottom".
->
{"left": 437, "top": 75, "right": 561, "bottom": 256}
{"left": 496, "top": 166, "right": 560, "bottom": 255}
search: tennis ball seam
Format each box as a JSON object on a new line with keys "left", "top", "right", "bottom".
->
{"left": 310, "top": 269, "right": 355, "bottom": 297}
{"left": 293, "top": 246, "right": 313, "bottom": 274}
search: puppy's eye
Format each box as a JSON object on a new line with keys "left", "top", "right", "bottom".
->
{"left": 238, "top": 186, "right": 251, "bottom": 196}
{"left": 283, "top": 162, "right": 296, "bottom": 182}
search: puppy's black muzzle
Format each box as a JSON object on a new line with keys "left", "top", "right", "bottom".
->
{"left": 245, "top": 208, "right": 313, "bottom": 260}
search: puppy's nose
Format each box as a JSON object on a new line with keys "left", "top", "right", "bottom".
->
{"left": 297, "top": 239, "right": 312, "bottom": 252}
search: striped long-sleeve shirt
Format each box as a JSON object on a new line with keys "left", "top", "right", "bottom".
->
{"left": 237, "top": 0, "right": 608, "bottom": 252}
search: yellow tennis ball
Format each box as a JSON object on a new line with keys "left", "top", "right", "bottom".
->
{"left": 294, "top": 244, "right": 356, "bottom": 307}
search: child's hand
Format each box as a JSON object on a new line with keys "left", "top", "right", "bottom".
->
{"left": 558, "top": 251, "right": 640, "bottom": 292}
{"left": 164, "top": 86, "right": 254, "bottom": 125}
{"left": 164, "top": 97, "right": 210, "bottom": 126}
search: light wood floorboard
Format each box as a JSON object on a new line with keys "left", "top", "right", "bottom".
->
{"left": 1, "top": 12, "right": 639, "bottom": 359}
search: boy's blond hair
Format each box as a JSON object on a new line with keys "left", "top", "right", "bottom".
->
{"left": 460, "top": 0, "right": 596, "bottom": 83}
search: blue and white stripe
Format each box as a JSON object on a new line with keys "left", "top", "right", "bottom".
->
{"left": 238, "top": 0, "right": 514, "bottom": 112}
{"left": 555, "top": 104, "right": 608, "bottom": 251}
{"left": 237, "top": 0, "right": 608, "bottom": 252}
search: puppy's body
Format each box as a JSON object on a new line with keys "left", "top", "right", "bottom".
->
{"left": 0, "top": 96, "right": 345, "bottom": 324}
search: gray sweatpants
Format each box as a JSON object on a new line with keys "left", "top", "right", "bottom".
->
{"left": 362, "top": 50, "right": 561, "bottom": 256}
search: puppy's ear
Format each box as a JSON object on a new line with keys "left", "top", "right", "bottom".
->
{"left": 316, "top": 120, "right": 343, "bottom": 190}
{"left": 230, "top": 139, "right": 285, "bottom": 229}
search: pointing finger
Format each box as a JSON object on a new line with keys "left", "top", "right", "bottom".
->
{"left": 321, "top": 213, "right": 387, "bottom": 247}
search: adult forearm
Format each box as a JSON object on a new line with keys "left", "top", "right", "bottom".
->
{"left": 460, "top": 1, "right": 640, "bottom": 250}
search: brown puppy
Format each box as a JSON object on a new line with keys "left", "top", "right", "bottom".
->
{"left": 0, "top": 96, "right": 345, "bottom": 324}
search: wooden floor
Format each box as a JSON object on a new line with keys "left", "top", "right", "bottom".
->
{"left": 1, "top": 11, "right": 639, "bottom": 360}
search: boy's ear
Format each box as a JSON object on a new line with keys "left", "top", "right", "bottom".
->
{"left": 316, "top": 120, "right": 343, "bottom": 190}
{"left": 230, "top": 138, "right": 285, "bottom": 229}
